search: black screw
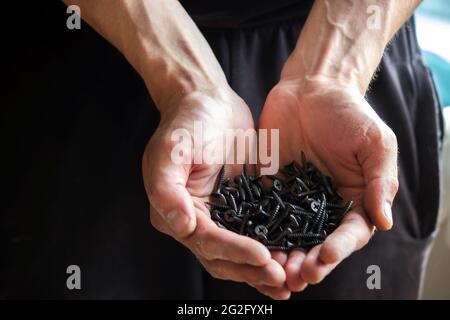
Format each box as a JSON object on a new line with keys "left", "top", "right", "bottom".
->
{"left": 255, "top": 225, "right": 268, "bottom": 236}
{"left": 240, "top": 174, "right": 254, "bottom": 203}
{"left": 207, "top": 202, "right": 231, "bottom": 210}
{"left": 216, "top": 165, "right": 226, "bottom": 193}
{"left": 224, "top": 209, "right": 240, "bottom": 223}
{"left": 266, "top": 245, "right": 290, "bottom": 251}
{"left": 208, "top": 152, "right": 353, "bottom": 252}
{"left": 272, "top": 179, "right": 283, "bottom": 192}
{"left": 271, "top": 190, "right": 286, "bottom": 210}
{"left": 310, "top": 200, "right": 320, "bottom": 212}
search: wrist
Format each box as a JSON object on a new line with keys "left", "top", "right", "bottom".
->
{"left": 280, "top": 45, "right": 375, "bottom": 95}
{"left": 279, "top": 0, "right": 391, "bottom": 95}
{"left": 106, "top": 0, "right": 230, "bottom": 113}
{"left": 157, "top": 84, "right": 237, "bottom": 120}
{"left": 279, "top": 67, "right": 364, "bottom": 97}
{"left": 275, "top": 74, "right": 364, "bottom": 109}
{"left": 146, "top": 74, "right": 229, "bottom": 113}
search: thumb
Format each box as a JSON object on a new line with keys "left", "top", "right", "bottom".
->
{"left": 142, "top": 142, "right": 196, "bottom": 238}
{"left": 359, "top": 125, "right": 399, "bottom": 231}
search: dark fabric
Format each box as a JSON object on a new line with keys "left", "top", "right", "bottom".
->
{"left": 180, "top": 0, "right": 313, "bottom": 27}
{"left": 1, "top": 3, "right": 442, "bottom": 299}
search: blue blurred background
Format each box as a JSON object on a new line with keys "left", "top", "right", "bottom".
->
{"left": 416, "top": 0, "right": 450, "bottom": 107}
{"left": 417, "top": 0, "right": 450, "bottom": 299}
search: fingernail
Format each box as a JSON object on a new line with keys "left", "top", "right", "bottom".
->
{"left": 383, "top": 202, "right": 393, "bottom": 226}
{"left": 166, "top": 209, "right": 194, "bottom": 235}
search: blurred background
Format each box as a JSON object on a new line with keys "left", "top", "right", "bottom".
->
{"left": 415, "top": 0, "right": 450, "bottom": 299}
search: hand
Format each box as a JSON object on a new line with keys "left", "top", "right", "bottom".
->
{"left": 258, "top": 77, "right": 398, "bottom": 292}
{"left": 142, "top": 87, "right": 288, "bottom": 299}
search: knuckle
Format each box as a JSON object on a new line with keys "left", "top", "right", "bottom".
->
{"left": 302, "top": 267, "right": 322, "bottom": 284}
{"left": 358, "top": 231, "right": 371, "bottom": 248}
{"left": 353, "top": 226, "right": 372, "bottom": 250}
{"left": 368, "top": 125, "right": 385, "bottom": 148}
{"left": 387, "top": 176, "right": 400, "bottom": 196}
{"left": 385, "top": 127, "right": 398, "bottom": 147}
{"left": 343, "top": 218, "right": 370, "bottom": 249}
{"left": 191, "top": 226, "right": 222, "bottom": 261}
{"left": 146, "top": 183, "right": 167, "bottom": 213}
{"left": 149, "top": 211, "right": 166, "bottom": 234}
{"left": 241, "top": 270, "right": 256, "bottom": 285}
{"left": 192, "top": 237, "right": 214, "bottom": 261}
{"left": 367, "top": 123, "right": 398, "bottom": 153}
{"left": 342, "top": 230, "right": 359, "bottom": 249}
{"left": 248, "top": 275, "right": 261, "bottom": 286}
{"left": 205, "top": 264, "right": 227, "bottom": 281}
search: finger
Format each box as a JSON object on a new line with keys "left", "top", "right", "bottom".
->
{"left": 358, "top": 124, "right": 398, "bottom": 230}
{"left": 201, "top": 258, "right": 286, "bottom": 287}
{"left": 143, "top": 138, "right": 196, "bottom": 238}
{"left": 271, "top": 251, "right": 288, "bottom": 267}
{"left": 285, "top": 250, "right": 308, "bottom": 292}
{"left": 301, "top": 209, "right": 374, "bottom": 284}
{"left": 300, "top": 245, "right": 338, "bottom": 284}
{"left": 253, "top": 284, "right": 291, "bottom": 300}
{"left": 319, "top": 208, "right": 374, "bottom": 264}
{"left": 151, "top": 202, "right": 271, "bottom": 266}
{"left": 184, "top": 212, "right": 271, "bottom": 266}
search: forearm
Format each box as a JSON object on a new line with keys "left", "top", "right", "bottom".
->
{"left": 282, "top": 0, "right": 421, "bottom": 93}
{"left": 64, "top": 0, "right": 228, "bottom": 110}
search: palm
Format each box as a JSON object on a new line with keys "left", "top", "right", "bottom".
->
{"left": 185, "top": 99, "right": 257, "bottom": 214}
{"left": 258, "top": 81, "right": 377, "bottom": 288}
{"left": 146, "top": 91, "right": 256, "bottom": 216}
{"left": 259, "top": 82, "right": 367, "bottom": 209}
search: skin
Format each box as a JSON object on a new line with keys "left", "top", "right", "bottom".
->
{"left": 259, "top": 0, "right": 420, "bottom": 296}
{"left": 64, "top": 0, "right": 421, "bottom": 299}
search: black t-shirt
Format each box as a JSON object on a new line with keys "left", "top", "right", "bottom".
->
{"left": 180, "top": 0, "right": 313, "bottom": 27}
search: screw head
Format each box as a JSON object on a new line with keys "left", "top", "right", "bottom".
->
{"left": 290, "top": 183, "right": 302, "bottom": 196}
{"left": 310, "top": 201, "right": 320, "bottom": 212}
{"left": 212, "top": 210, "right": 222, "bottom": 221}
{"left": 286, "top": 240, "right": 296, "bottom": 249}
{"left": 273, "top": 179, "right": 283, "bottom": 192}
{"left": 224, "top": 210, "right": 237, "bottom": 222}
{"left": 254, "top": 225, "right": 268, "bottom": 236}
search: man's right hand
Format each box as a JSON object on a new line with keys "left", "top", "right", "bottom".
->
{"left": 142, "top": 87, "right": 289, "bottom": 299}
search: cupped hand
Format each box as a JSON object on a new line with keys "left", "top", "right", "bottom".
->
{"left": 142, "top": 87, "right": 289, "bottom": 299}
{"left": 258, "top": 77, "right": 398, "bottom": 291}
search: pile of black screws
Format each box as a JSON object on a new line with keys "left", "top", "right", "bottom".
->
{"left": 208, "top": 152, "right": 353, "bottom": 252}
